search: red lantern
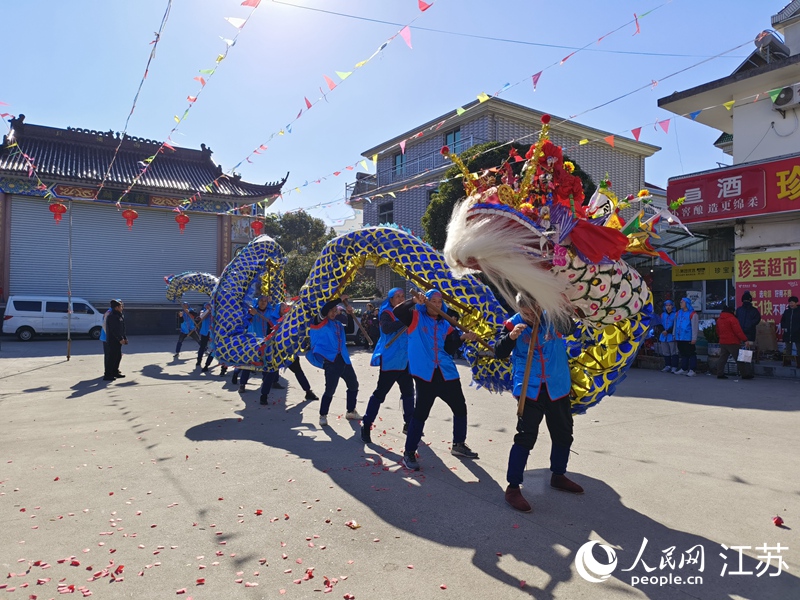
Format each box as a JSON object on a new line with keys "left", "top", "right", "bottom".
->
{"left": 49, "top": 202, "right": 67, "bottom": 224}
{"left": 251, "top": 220, "right": 264, "bottom": 237}
{"left": 121, "top": 208, "right": 139, "bottom": 230}
{"left": 175, "top": 212, "right": 190, "bottom": 234}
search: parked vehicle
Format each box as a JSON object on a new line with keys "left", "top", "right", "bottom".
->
{"left": 2, "top": 295, "right": 105, "bottom": 341}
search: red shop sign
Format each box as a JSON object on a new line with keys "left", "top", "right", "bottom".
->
{"left": 667, "top": 154, "right": 800, "bottom": 224}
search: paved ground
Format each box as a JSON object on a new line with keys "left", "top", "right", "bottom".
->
{"left": 1, "top": 335, "right": 798, "bottom": 600}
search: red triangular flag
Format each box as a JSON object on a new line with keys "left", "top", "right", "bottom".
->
{"left": 658, "top": 119, "right": 670, "bottom": 134}
{"left": 187, "top": 96, "right": 197, "bottom": 103}
{"left": 631, "top": 127, "right": 642, "bottom": 141}
{"left": 633, "top": 13, "right": 640, "bottom": 36}
{"left": 531, "top": 71, "right": 542, "bottom": 91}
{"left": 304, "top": 97, "right": 312, "bottom": 109}
{"left": 418, "top": 0, "right": 432, "bottom": 10}
{"left": 296, "top": 109, "right": 303, "bottom": 119}
{"left": 324, "top": 75, "right": 337, "bottom": 91}
{"left": 604, "top": 135, "right": 615, "bottom": 147}
{"left": 193, "top": 76, "right": 206, "bottom": 86}
{"left": 560, "top": 52, "right": 576, "bottom": 65}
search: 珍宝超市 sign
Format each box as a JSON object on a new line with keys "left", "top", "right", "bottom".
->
{"left": 735, "top": 250, "right": 800, "bottom": 282}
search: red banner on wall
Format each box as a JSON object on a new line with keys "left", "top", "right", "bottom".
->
{"left": 667, "top": 154, "right": 800, "bottom": 224}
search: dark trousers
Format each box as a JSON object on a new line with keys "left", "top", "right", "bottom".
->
{"left": 507, "top": 387, "right": 573, "bottom": 486}
{"left": 196, "top": 334, "right": 210, "bottom": 365}
{"left": 405, "top": 369, "right": 467, "bottom": 455}
{"left": 106, "top": 342, "right": 123, "bottom": 377}
{"left": 103, "top": 341, "right": 112, "bottom": 376}
{"left": 676, "top": 341, "right": 697, "bottom": 371}
{"left": 363, "top": 367, "right": 415, "bottom": 426}
{"left": 287, "top": 357, "right": 311, "bottom": 392}
{"left": 319, "top": 354, "right": 358, "bottom": 416}
{"left": 240, "top": 369, "right": 278, "bottom": 400}
{"left": 175, "top": 330, "right": 201, "bottom": 354}
{"left": 717, "top": 343, "right": 740, "bottom": 376}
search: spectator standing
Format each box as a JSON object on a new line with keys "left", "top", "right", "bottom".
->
{"left": 735, "top": 291, "right": 761, "bottom": 343}
{"left": 715, "top": 305, "right": 749, "bottom": 379}
{"left": 674, "top": 297, "right": 699, "bottom": 377}
{"left": 658, "top": 300, "right": 678, "bottom": 373}
{"left": 781, "top": 296, "right": 800, "bottom": 366}
{"left": 103, "top": 299, "right": 128, "bottom": 381}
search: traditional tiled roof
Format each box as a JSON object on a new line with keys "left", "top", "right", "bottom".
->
{"left": 0, "top": 115, "right": 287, "bottom": 200}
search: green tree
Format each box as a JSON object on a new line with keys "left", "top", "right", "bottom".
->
{"left": 422, "top": 141, "right": 596, "bottom": 250}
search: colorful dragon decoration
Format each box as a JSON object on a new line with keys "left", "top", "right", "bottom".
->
{"left": 169, "top": 115, "right": 669, "bottom": 414}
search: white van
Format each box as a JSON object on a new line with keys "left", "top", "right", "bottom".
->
{"left": 2, "top": 296, "right": 105, "bottom": 341}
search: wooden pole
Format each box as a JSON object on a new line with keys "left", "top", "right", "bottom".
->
{"left": 341, "top": 297, "right": 373, "bottom": 346}
{"left": 516, "top": 311, "right": 541, "bottom": 417}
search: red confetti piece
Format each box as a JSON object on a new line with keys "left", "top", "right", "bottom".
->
{"left": 407, "top": 565, "right": 414, "bottom": 569}
{"left": 296, "top": 559, "right": 303, "bottom": 564}
{"left": 108, "top": 492, "right": 113, "bottom": 496}
{"left": 284, "top": 514, "right": 290, "bottom": 520}
{"left": 195, "top": 579, "right": 205, "bottom": 585}
{"left": 774, "top": 515, "right": 785, "bottom": 526}
{"left": 235, "top": 578, "right": 243, "bottom": 583}
{"left": 244, "top": 582, "right": 258, "bottom": 587}
{"left": 218, "top": 497, "right": 224, "bottom": 501}
{"left": 520, "top": 580, "right": 527, "bottom": 587}
{"left": 440, "top": 584, "right": 447, "bottom": 589}
{"left": 255, "top": 510, "right": 263, "bottom": 516}
{"left": 343, "top": 595, "right": 355, "bottom": 599}
{"left": 176, "top": 589, "right": 187, "bottom": 594}
{"left": 70, "top": 561, "right": 81, "bottom": 567}
{"left": 54, "top": 477, "right": 59, "bottom": 481}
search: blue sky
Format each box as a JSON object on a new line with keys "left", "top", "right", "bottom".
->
{"left": 1, "top": 0, "right": 790, "bottom": 227}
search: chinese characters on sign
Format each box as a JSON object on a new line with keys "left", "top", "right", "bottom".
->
{"left": 672, "top": 261, "right": 734, "bottom": 282}
{"left": 668, "top": 156, "right": 800, "bottom": 224}
{"left": 736, "top": 251, "right": 800, "bottom": 327}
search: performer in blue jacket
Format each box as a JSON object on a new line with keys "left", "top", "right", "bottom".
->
{"left": 196, "top": 302, "right": 213, "bottom": 369}
{"left": 236, "top": 295, "right": 282, "bottom": 404}
{"left": 494, "top": 295, "right": 583, "bottom": 513}
{"left": 308, "top": 296, "right": 360, "bottom": 426}
{"left": 361, "top": 288, "right": 415, "bottom": 443}
{"left": 393, "top": 289, "right": 479, "bottom": 471}
{"left": 174, "top": 301, "right": 201, "bottom": 359}
{"left": 674, "top": 296, "right": 699, "bottom": 377}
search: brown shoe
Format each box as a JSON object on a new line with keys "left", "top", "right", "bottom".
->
{"left": 504, "top": 486, "right": 532, "bottom": 512}
{"left": 550, "top": 474, "right": 584, "bottom": 494}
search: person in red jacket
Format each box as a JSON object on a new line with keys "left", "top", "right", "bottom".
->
{"left": 715, "top": 305, "right": 751, "bottom": 379}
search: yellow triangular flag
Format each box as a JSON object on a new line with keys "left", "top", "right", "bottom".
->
{"left": 355, "top": 59, "right": 368, "bottom": 68}
{"left": 477, "top": 92, "right": 491, "bottom": 103}
{"left": 456, "top": 107, "right": 466, "bottom": 116}
{"left": 360, "top": 160, "right": 368, "bottom": 171}
{"left": 216, "top": 54, "right": 225, "bottom": 64}
{"left": 388, "top": 192, "right": 396, "bottom": 198}
{"left": 279, "top": 129, "right": 285, "bottom": 136}
{"left": 723, "top": 100, "right": 735, "bottom": 111}
{"left": 579, "top": 139, "right": 589, "bottom": 145}
{"left": 372, "top": 154, "right": 378, "bottom": 168}
{"left": 336, "top": 71, "right": 353, "bottom": 81}
{"left": 174, "top": 115, "right": 181, "bottom": 123}
{"left": 294, "top": 187, "right": 301, "bottom": 193}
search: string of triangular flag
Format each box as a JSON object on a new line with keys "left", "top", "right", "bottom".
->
{"left": 114, "top": 0, "right": 263, "bottom": 210}
{"left": 178, "top": 0, "right": 434, "bottom": 212}
{"left": 94, "top": 0, "right": 174, "bottom": 201}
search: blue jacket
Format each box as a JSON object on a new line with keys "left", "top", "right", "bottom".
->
{"left": 180, "top": 309, "right": 196, "bottom": 335}
{"left": 99, "top": 308, "right": 112, "bottom": 342}
{"left": 199, "top": 307, "right": 212, "bottom": 336}
{"left": 674, "top": 298, "right": 698, "bottom": 342}
{"left": 370, "top": 308, "right": 408, "bottom": 371}
{"left": 246, "top": 303, "right": 278, "bottom": 338}
{"left": 659, "top": 309, "right": 676, "bottom": 342}
{"left": 406, "top": 304, "right": 460, "bottom": 381}
{"left": 497, "top": 313, "right": 571, "bottom": 400}
{"left": 308, "top": 315, "right": 350, "bottom": 368}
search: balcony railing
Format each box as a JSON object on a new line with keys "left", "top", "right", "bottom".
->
{"left": 346, "top": 135, "right": 481, "bottom": 201}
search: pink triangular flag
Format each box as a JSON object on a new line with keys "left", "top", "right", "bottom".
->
{"left": 560, "top": 52, "right": 576, "bottom": 64}
{"left": 631, "top": 127, "right": 642, "bottom": 141}
{"left": 399, "top": 140, "right": 406, "bottom": 154}
{"left": 418, "top": 0, "right": 432, "bottom": 10}
{"left": 194, "top": 76, "right": 206, "bottom": 86}
{"left": 399, "top": 26, "right": 412, "bottom": 49}
{"left": 604, "top": 135, "right": 615, "bottom": 148}
{"left": 324, "top": 75, "right": 337, "bottom": 91}
{"left": 187, "top": 96, "right": 197, "bottom": 103}
{"left": 296, "top": 109, "right": 303, "bottom": 119}
{"left": 304, "top": 97, "right": 312, "bottom": 109}
{"left": 658, "top": 119, "right": 670, "bottom": 134}
{"left": 531, "top": 71, "right": 542, "bottom": 91}
{"left": 241, "top": 0, "right": 261, "bottom": 6}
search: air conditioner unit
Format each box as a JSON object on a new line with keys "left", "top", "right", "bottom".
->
{"left": 772, "top": 83, "right": 800, "bottom": 110}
